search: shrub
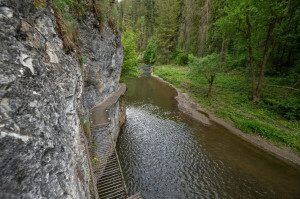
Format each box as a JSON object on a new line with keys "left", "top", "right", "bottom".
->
{"left": 144, "top": 38, "right": 156, "bottom": 64}
{"left": 92, "top": 158, "right": 99, "bottom": 166}
{"left": 264, "top": 97, "right": 300, "bottom": 120}
{"left": 121, "top": 30, "right": 140, "bottom": 80}
{"left": 170, "top": 48, "right": 188, "bottom": 65}
{"left": 232, "top": 116, "right": 300, "bottom": 151}
{"left": 225, "top": 53, "right": 248, "bottom": 69}
{"left": 188, "top": 53, "right": 223, "bottom": 76}
{"left": 188, "top": 53, "right": 224, "bottom": 97}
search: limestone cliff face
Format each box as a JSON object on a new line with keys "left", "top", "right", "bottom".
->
{"left": 0, "top": 1, "right": 124, "bottom": 198}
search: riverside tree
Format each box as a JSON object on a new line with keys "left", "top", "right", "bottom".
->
{"left": 117, "top": 0, "right": 299, "bottom": 104}
{"left": 143, "top": 37, "right": 156, "bottom": 63}
{"left": 214, "top": 0, "right": 290, "bottom": 103}
{"left": 154, "top": 0, "right": 183, "bottom": 64}
{"left": 121, "top": 29, "right": 140, "bottom": 80}
{"left": 189, "top": 53, "right": 224, "bottom": 98}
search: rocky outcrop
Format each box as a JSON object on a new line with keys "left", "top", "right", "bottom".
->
{"left": 0, "top": 1, "right": 124, "bottom": 198}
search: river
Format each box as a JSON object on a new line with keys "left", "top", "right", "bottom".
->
{"left": 116, "top": 66, "right": 300, "bottom": 199}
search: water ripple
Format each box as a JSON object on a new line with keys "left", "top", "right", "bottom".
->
{"left": 117, "top": 76, "right": 300, "bottom": 199}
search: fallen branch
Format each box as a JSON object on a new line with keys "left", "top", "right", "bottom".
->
{"left": 263, "top": 84, "right": 299, "bottom": 91}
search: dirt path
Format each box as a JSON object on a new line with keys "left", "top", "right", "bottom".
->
{"left": 152, "top": 73, "right": 300, "bottom": 168}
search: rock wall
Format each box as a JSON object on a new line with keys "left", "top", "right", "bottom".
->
{"left": 0, "top": 1, "right": 124, "bottom": 198}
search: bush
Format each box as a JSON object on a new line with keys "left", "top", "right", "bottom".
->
{"left": 121, "top": 30, "right": 140, "bottom": 80}
{"left": 232, "top": 116, "right": 300, "bottom": 151}
{"left": 53, "top": 0, "right": 75, "bottom": 10}
{"left": 225, "top": 54, "right": 248, "bottom": 69}
{"left": 264, "top": 97, "right": 300, "bottom": 120}
{"left": 188, "top": 53, "right": 223, "bottom": 78}
{"left": 170, "top": 48, "right": 189, "bottom": 65}
{"left": 144, "top": 38, "right": 156, "bottom": 64}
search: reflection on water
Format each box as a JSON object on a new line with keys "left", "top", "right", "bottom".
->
{"left": 117, "top": 70, "right": 300, "bottom": 199}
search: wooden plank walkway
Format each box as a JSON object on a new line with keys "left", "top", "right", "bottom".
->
{"left": 90, "top": 83, "right": 126, "bottom": 128}
{"left": 91, "top": 130, "right": 128, "bottom": 199}
{"left": 89, "top": 83, "right": 144, "bottom": 199}
{"left": 127, "top": 192, "right": 144, "bottom": 199}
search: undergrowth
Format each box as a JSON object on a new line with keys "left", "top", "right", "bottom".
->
{"left": 153, "top": 65, "right": 300, "bottom": 153}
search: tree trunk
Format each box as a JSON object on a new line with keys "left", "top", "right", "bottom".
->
{"left": 256, "top": 19, "right": 278, "bottom": 102}
{"left": 235, "top": 39, "right": 239, "bottom": 57}
{"left": 287, "top": 47, "right": 293, "bottom": 68}
{"left": 246, "top": 15, "right": 258, "bottom": 103}
{"left": 207, "top": 74, "right": 215, "bottom": 98}
{"left": 206, "top": 0, "right": 209, "bottom": 42}
{"left": 221, "top": 37, "right": 227, "bottom": 62}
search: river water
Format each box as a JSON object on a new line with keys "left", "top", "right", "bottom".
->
{"left": 116, "top": 66, "right": 300, "bottom": 199}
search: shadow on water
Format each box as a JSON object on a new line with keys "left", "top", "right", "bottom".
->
{"left": 117, "top": 65, "right": 300, "bottom": 199}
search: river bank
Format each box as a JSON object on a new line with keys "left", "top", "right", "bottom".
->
{"left": 151, "top": 68, "right": 300, "bottom": 168}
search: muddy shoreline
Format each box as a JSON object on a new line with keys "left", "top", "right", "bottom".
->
{"left": 151, "top": 73, "right": 300, "bottom": 168}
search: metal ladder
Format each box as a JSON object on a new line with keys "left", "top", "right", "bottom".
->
{"left": 91, "top": 131, "right": 128, "bottom": 199}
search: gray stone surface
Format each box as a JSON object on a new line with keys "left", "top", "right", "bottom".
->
{"left": 0, "top": 1, "right": 124, "bottom": 198}
{"left": 79, "top": 13, "right": 123, "bottom": 109}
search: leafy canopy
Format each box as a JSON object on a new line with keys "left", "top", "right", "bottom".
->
{"left": 144, "top": 38, "right": 156, "bottom": 64}
{"left": 121, "top": 30, "right": 140, "bottom": 80}
{"left": 188, "top": 53, "right": 224, "bottom": 80}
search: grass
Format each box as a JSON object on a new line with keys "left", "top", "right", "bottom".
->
{"left": 153, "top": 65, "right": 300, "bottom": 153}
{"left": 51, "top": 0, "right": 118, "bottom": 52}
{"left": 52, "top": 1, "right": 79, "bottom": 51}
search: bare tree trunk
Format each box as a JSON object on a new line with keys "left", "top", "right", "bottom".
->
{"left": 207, "top": 74, "right": 215, "bottom": 98}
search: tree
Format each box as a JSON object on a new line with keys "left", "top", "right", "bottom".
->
{"left": 215, "top": 0, "right": 289, "bottom": 103}
{"left": 154, "top": 0, "right": 183, "bottom": 64}
{"left": 121, "top": 29, "right": 140, "bottom": 80}
{"left": 144, "top": 37, "right": 156, "bottom": 63}
{"left": 189, "top": 53, "right": 224, "bottom": 98}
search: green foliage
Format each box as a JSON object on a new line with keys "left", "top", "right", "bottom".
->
{"left": 61, "top": 11, "right": 79, "bottom": 29}
{"left": 188, "top": 53, "right": 224, "bottom": 80}
{"left": 154, "top": 0, "right": 183, "bottom": 64}
{"left": 153, "top": 65, "right": 300, "bottom": 152}
{"left": 170, "top": 48, "right": 188, "bottom": 65}
{"left": 81, "top": 118, "right": 89, "bottom": 128}
{"left": 264, "top": 97, "right": 300, "bottom": 120}
{"left": 117, "top": 0, "right": 155, "bottom": 50}
{"left": 144, "top": 38, "right": 156, "bottom": 63}
{"left": 119, "top": 0, "right": 300, "bottom": 152}
{"left": 153, "top": 65, "right": 188, "bottom": 88}
{"left": 53, "top": 0, "right": 75, "bottom": 10}
{"left": 97, "top": 0, "right": 112, "bottom": 24}
{"left": 121, "top": 30, "right": 140, "bottom": 80}
{"left": 232, "top": 117, "right": 300, "bottom": 152}
{"left": 225, "top": 54, "right": 248, "bottom": 69}
{"left": 92, "top": 158, "right": 99, "bottom": 166}
{"left": 54, "top": 0, "right": 86, "bottom": 20}
{"left": 214, "top": 0, "right": 289, "bottom": 73}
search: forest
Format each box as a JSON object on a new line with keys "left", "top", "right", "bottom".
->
{"left": 117, "top": 0, "right": 300, "bottom": 152}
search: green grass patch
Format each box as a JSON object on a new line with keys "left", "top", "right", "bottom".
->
{"left": 153, "top": 65, "right": 300, "bottom": 153}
